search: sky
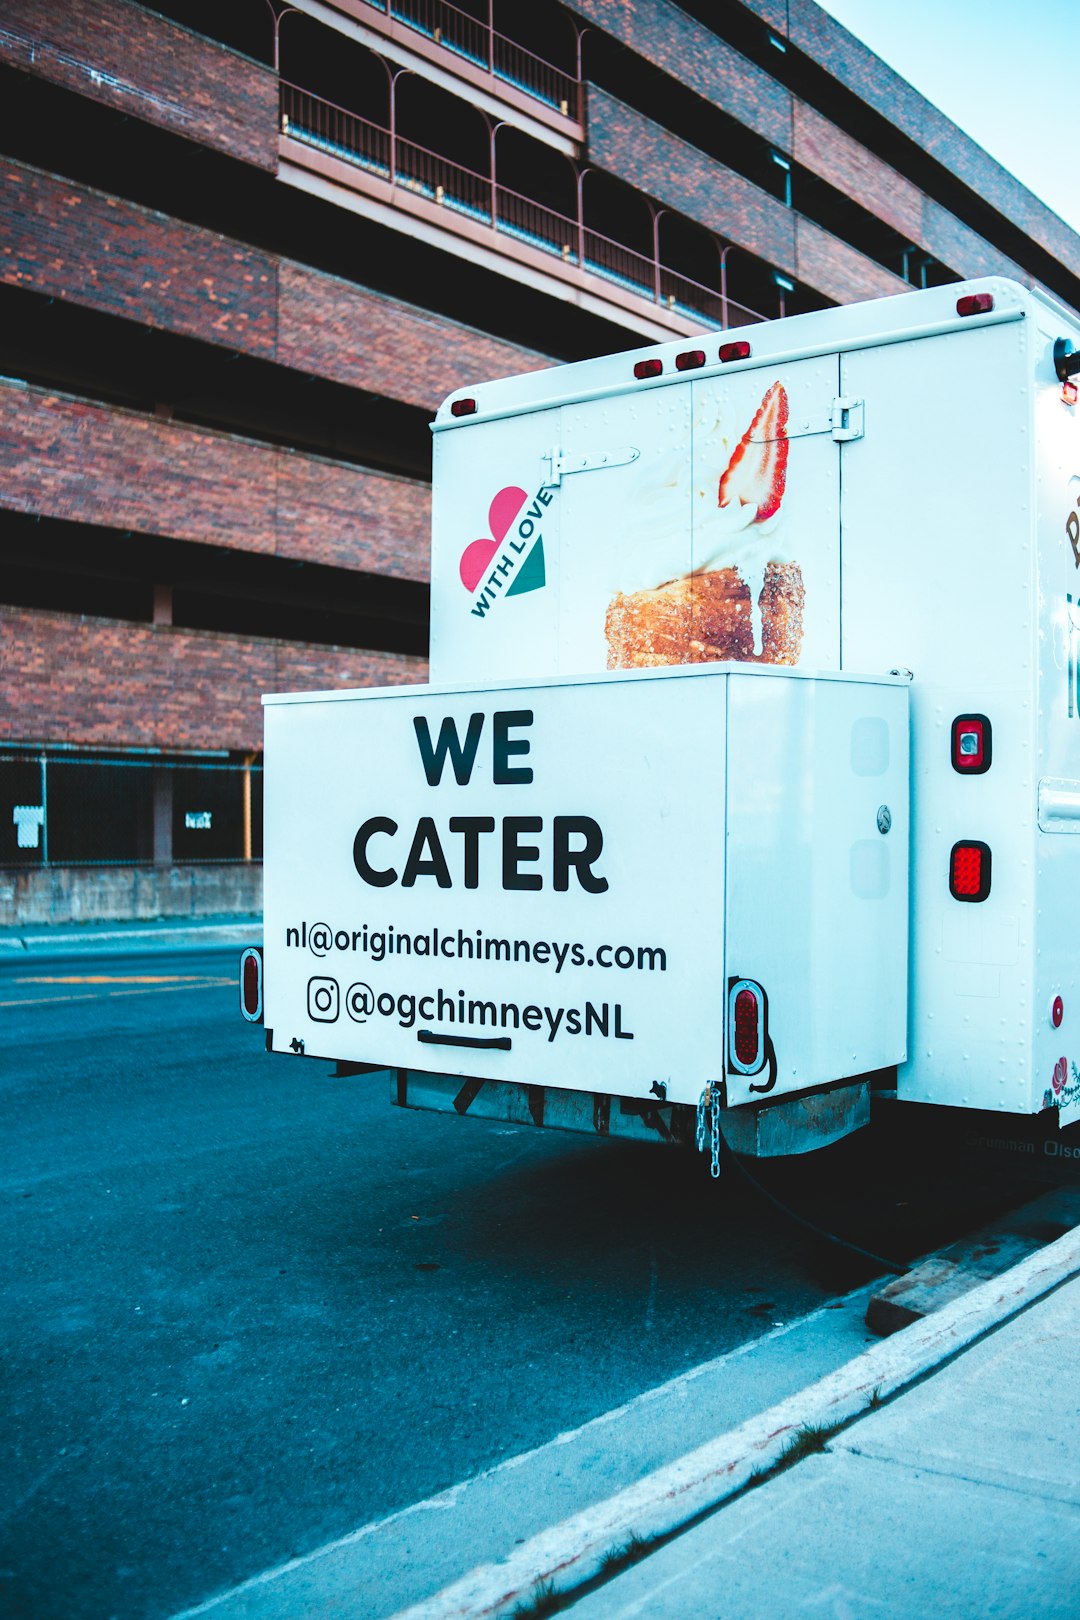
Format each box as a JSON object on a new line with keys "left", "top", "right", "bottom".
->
{"left": 817, "top": 0, "right": 1080, "bottom": 236}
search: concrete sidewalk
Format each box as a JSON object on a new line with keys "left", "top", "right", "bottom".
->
{"left": 568, "top": 1271, "right": 1080, "bottom": 1618}
{"left": 398, "top": 1227, "right": 1080, "bottom": 1620}
{"left": 0, "top": 913, "right": 262, "bottom": 960}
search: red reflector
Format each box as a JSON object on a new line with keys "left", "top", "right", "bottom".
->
{"left": 734, "top": 988, "right": 759, "bottom": 1066}
{"left": 956, "top": 293, "right": 993, "bottom": 317}
{"left": 951, "top": 713, "right": 991, "bottom": 774}
{"left": 950, "top": 841, "right": 992, "bottom": 902}
{"left": 240, "top": 947, "right": 263, "bottom": 1022}
{"left": 633, "top": 358, "right": 663, "bottom": 379}
{"left": 719, "top": 340, "right": 751, "bottom": 363}
{"left": 450, "top": 398, "right": 477, "bottom": 417}
{"left": 1052, "top": 995, "right": 1064, "bottom": 1030}
{"left": 676, "top": 349, "right": 706, "bottom": 371}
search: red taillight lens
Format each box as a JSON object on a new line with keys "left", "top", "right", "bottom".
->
{"left": 676, "top": 349, "right": 706, "bottom": 371}
{"left": 950, "top": 841, "right": 992, "bottom": 902}
{"left": 957, "top": 293, "right": 994, "bottom": 317}
{"left": 450, "top": 398, "right": 477, "bottom": 418}
{"left": 1052, "top": 995, "right": 1064, "bottom": 1030}
{"left": 727, "top": 977, "right": 767, "bottom": 1074}
{"left": 734, "top": 989, "right": 759, "bottom": 1066}
{"left": 240, "top": 947, "right": 263, "bottom": 1022}
{"left": 951, "top": 714, "right": 991, "bottom": 773}
{"left": 634, "top": 358, "right": 663, "bottom": 379}
{"left": 719, "top": 340, "right": 751, "bottom": 363}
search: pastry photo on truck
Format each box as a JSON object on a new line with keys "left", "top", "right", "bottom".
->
{"left": 240, "top": 276, "right": 1080, "bottom": 1171}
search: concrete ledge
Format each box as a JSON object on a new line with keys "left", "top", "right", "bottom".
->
{"left": 0, "top": 863, "right": 263, "bottom": 926}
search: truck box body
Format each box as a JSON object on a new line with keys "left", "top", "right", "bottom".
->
{"left": 263, "top": 666, "right": 908, "bottom": 1109}
{"left": 261, "top": 278, "right": 1080, "bottom": 1142}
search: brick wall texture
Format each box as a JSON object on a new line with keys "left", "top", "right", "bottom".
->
{"left": 587, "top": 88, "right": 909, "bottom": 302}
{"left": 0, "top": 0, "right": 278, "bottom": 170}
{"left": 0, "top": 162, "right": 550, "bottom": 407}
{"left": 792, "top": 101, "right": 921, "bottom": 242}
{"left": 0, "top": 382, "right": 432, "bottom": 581}
{"left": 575, "top": 0, "right": 792, "bottom": 149}
{"left": 1, "top": 607, "right": 427, "bottom": 753}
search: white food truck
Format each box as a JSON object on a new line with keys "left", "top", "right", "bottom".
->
{"left": 242, "top": 277, "right": 1080, "bottom": 1163}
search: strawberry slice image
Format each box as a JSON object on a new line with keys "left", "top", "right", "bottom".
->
{"left": 718, "top": 380, "right": 789, "bottom": 522}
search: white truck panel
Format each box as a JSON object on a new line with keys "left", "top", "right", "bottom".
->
{"left": 262, "top": 667, "right": 908, "bottom": 1110}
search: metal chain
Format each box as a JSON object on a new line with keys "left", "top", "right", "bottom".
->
{"left": 696, "top": 1081, "right": 722, "bottom": 1179}
{"left": 710, "top": 1094, "right": 721, "bottom": 1179}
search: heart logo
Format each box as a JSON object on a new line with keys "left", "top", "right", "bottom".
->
{"left": 459, "top": 485, "right": 527, "bottom": 592}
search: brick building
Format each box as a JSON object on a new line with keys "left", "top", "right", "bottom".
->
{"left": 2, "top": 0, "right": 1078, "bottom": 923}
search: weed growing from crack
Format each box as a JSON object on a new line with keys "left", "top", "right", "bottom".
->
{"left": 598, "top": 1531, "right": 655, "bottom": 1578}
{"left": 776, "top": 1422, "right": 843, "bottom": 1471}
{"left": 511, "top": 1578, "right": 561, "bottom": 1619}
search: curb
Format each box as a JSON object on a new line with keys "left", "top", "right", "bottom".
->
{"left": 0, "top": 922, "right": 261, "bottom": 958}
{"left": 390, "top": 1220, "right": 1080, "bottom": 1619}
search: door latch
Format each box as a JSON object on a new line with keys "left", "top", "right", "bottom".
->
{"left": 543, "top": 445, "right": 640, "bottom": 486}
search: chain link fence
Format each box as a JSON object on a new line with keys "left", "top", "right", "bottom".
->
{"left": 1, "top": 752, "right": 263, "bottom": 869}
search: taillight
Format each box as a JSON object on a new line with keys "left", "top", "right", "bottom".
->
{"left": 951, "top": 714, "right": 991, "bottom": 773}
{"left": 950, "top": 841, "right": 992, "bottom": 902}
{"left": 240, "top": 946, "right": 263, "bottom": 1022}
{"left": 633, "top": 357, "right": 663, "bottom": 379}
{"left": 450, "top": 398, "right": 477, "bottom": 418}
{"left": 957, "top": 293, "right": 993, "bottom": 317}
{"left": 727, "top": 977, "right": 767, "bottom": 1074}
{"left": 719, "top": 340, "right": 751, "bottom": 363}
{"left": 675, "top": 349, "right": 706, "bottom": 371}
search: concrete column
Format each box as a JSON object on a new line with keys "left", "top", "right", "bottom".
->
{"left": 152, "top": 768, "right": 173, "bottom": 868}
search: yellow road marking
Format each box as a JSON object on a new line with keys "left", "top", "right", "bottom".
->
{"left": 17, "top": 974, "right": 222, "bottom": 985}
{"left": 2, "top": 979, "right": 233, "bottom": 1008}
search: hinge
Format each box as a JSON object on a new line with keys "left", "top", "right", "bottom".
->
{"left": 830, "top": 396, "right": 864, "bottom": 442}
{"left": 543, "top": 445, "right": 640, "bottom": 486}
{"left": 755, "top": 397, "right": 864, "bottom": 444}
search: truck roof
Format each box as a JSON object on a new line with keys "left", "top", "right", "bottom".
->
{"left": 432, "top": 278, "right": 1071, "bottom": 430}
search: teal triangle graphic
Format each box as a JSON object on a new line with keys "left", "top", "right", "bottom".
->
{"left": 506, "top": 539, "right": 546, "bottom": 597}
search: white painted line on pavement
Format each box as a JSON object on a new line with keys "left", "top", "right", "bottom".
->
{"left": 389, "top": 1222, "right": 1080, "bottom": 1620}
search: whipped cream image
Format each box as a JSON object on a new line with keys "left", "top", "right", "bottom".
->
{"left": 619, "top": 382, "right": 793, "bottom": 655}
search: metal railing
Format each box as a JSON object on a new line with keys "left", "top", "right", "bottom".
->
{"left": 280, "top": 85, "right": 765, "bottom": 330}
{"left": 2, "top": 753, "right": 263, "bottom": 869}
{"left": 360, "top": 0, "right": 581, "bottom": 117}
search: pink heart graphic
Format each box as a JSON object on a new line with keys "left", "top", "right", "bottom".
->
{"left": 459, "top": 537, "right": 499, "bottom": 592}
{"left": 459, "top": 486, "right": 528, "bottom": 592}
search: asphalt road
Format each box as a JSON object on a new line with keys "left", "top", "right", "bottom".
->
{"left": 0, "top": 946, "right": 1051, "bottom": 1620}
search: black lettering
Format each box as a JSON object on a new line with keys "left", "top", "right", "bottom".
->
{"left": 354, "top": 817, "right": 398, "bottom": 886}
{"left": 401, "top": 818, "right": 452, "bottom": 888}
{"left": 553, "top": 816, "right": 608, "bottom": 893}
{"left": 533, "top": 941, "right": 551, "bottom": 964}
{"left": 571, "top": 944, "right": 586, "bottom": 967}
{"left": 449, "top": 816, "right": 495, "bottom": 888}
{"left": 565, "top": 1007, "right": 582, "bottom": 1034}
{"left": 522, "top": 1005, "right": 543, "bottom": 1031}
{"left": 503, "top": 816, "right": 543, "bottom": 890}
{"left": 286, "top": 927, "right": 299, "bottom": 948}
{"left": 468, "top": 999, "right": 497, "bottom": 1026}
{"left": 585, "top": 1002, "right": 609, "bottom": 1036}
{"left": 614, "top": 1005, "right": 634, "bottom": 1040}
{"left": 413, "top": 713, "right": 485, "bottom": 786}
{"left": 493, "top": 710, "right": 534, "bottom": 784}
